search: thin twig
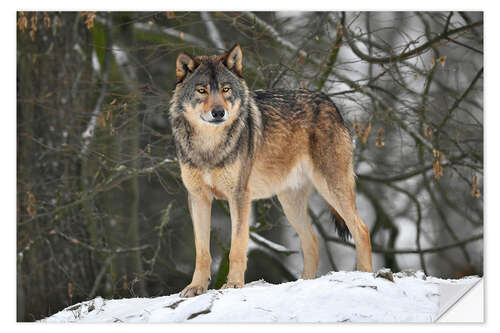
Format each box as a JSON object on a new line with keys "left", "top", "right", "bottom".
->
{"left": 52, "top": 229, "right": 151, "bottom": 254}
{"left": 445, "top": 37, "right": 483, "bottom": 54}
{"left": 316, "top": 13, "right": 345, "bottom": 91}
{"left": 357, "top": 158, "right": 456, "bottom": 183}
{"left": 438, "top": 67, "right": 483, "bottom": 129}
{"left": 145, "top": 202, "right": 174, "bottom": 274}
{"left": 387, "top": 183, "right": 427, "bottom": 274}
{"left": 308, "top": 208, "right": 338, "bottom": 271}
{"left": 443, "top": 12, "right": 454, "bottom": 33}
{"left": 89, "top": 254, "right": 115, "bottom": 298}
{"left": 323, "top": 232, "right": 482, "bottom": 255}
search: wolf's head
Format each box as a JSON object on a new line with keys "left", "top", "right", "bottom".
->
{"left": 170, "top": 45, "right": 247, "bottom": 126}
{"left": 169, "top": 45, "right": 261, "bottom": 167}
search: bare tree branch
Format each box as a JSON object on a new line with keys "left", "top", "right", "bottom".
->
{"left": 80, "top": 16, "right": 112, "bottom": 156}
{"left": 244, "top": 12, "right": 308, "bottom": 59}
{"left": 343, "top": 19, "right": 483, "bottom": 64}
{"left": 200, "top": 12, "right": 225, "bottom": 50}
{"left": 438, "top": 67, "right": 483, "bottom": 129}
{"left": 132, "top": 22, "right": 210, "bottom": 48}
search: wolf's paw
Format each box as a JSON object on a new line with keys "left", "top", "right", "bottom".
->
{"left": 180, "top": 284, "right": 207, "bottom": 298}
{"left": 221, "top": 281, "right": 244, "bottom": 289}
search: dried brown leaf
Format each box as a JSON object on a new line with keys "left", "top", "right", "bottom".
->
{"left": 84, "top": 11, "right": 96, "bottom": 29}
{"left": 432, "top": 149, "right": 443, "bottom": 180}
{"left": 361, "top": 122, "right": 372, "bottom": 144}
{"left": 472, "top": 175, "right": 481, "bottom": 198}
{"left": 43, "top": 12, "right": 51, "bottom": 30}
{"left": 17, "top": 12, "right": 28, "bottom": 32}
{"left": 438, "top": 55, "right": 447, "bottom": 67}
{"left": 98, "top": 113, "right": 106, "bottom": 129}
{"left": 26, "top": 191, "right": 37, "bottom": 217}
{"left": 30, "top": 12, "right": 38, "bottom": 32}
{"left": 424, "top": 124, "right": 432, "bottom": 138}
{"left": 376, "top": 128, "right": 384, "bottom": 148}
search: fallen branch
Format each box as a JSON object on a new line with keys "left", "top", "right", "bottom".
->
{"left": 249, "top": 232, "right": 297, "bottom": 256}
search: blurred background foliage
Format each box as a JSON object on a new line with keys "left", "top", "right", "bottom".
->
{"left": 17, "top": 11, "right": 483, "bottom": 321}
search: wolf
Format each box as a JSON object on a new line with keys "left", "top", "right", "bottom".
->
{"left": 169, "top": 44, "right": 373, "bottom": 297}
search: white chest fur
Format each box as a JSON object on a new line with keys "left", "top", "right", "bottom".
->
{"left": 202, "top": 171, "right": 213, "bottom": 187}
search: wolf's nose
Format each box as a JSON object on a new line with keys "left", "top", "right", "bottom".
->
{"left": 211, "top": 108, "right": 226, "bottom": 121}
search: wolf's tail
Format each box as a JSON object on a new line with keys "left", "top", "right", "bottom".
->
{"left": 327, "top": 204, "right": 352, "bottom": 241}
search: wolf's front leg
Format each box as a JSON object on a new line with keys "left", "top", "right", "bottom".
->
{"left": 222, "top": 192, "right": 251, "bottom": 289}
{"left": 180, "top": 193, "right": 212, "bottom": 298}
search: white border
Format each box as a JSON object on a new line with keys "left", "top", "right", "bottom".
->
{"left": 4, "top": 1, "right": 498, "bottom": 332}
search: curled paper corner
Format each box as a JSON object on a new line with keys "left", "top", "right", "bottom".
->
{"left": 436, "top": 277, "right": 483, "bottom": 322}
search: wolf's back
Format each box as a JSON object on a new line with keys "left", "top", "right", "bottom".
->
{"left": 252, "top": 89, "right": 345, "bottom": 130}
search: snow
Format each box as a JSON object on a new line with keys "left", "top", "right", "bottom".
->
{"left": 41, "top": 270, "right": 479, "bottom": 323}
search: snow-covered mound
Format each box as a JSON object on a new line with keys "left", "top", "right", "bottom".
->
{"left": 41, "top": 270, "right": 478, "bottom": 323}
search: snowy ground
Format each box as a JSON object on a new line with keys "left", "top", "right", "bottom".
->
{"left": 41, "top": 270, "right": 479, "bottom": 323}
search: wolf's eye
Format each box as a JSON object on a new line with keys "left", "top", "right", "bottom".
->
{"left": 222, "top": 87, "right": 231, "bottom": 93}
{"left": 196, "top": 88, "right": 207, "bottom": 94}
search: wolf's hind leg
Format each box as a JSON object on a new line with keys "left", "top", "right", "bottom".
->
{"left": 278, "top": 183, "right": 319, "bottom": 279}
{"left": 312, "top": 169, "right": 373, "bottom": 272}
{"left": 180, "top": 193, "right": 212, "bottom": 298}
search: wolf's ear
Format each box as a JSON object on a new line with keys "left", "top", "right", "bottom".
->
{"left": 176, "top": 52, "right": 196, "bottom": 83}
{"left": 222, "top": 44, "right": 243, "bottom": 76}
